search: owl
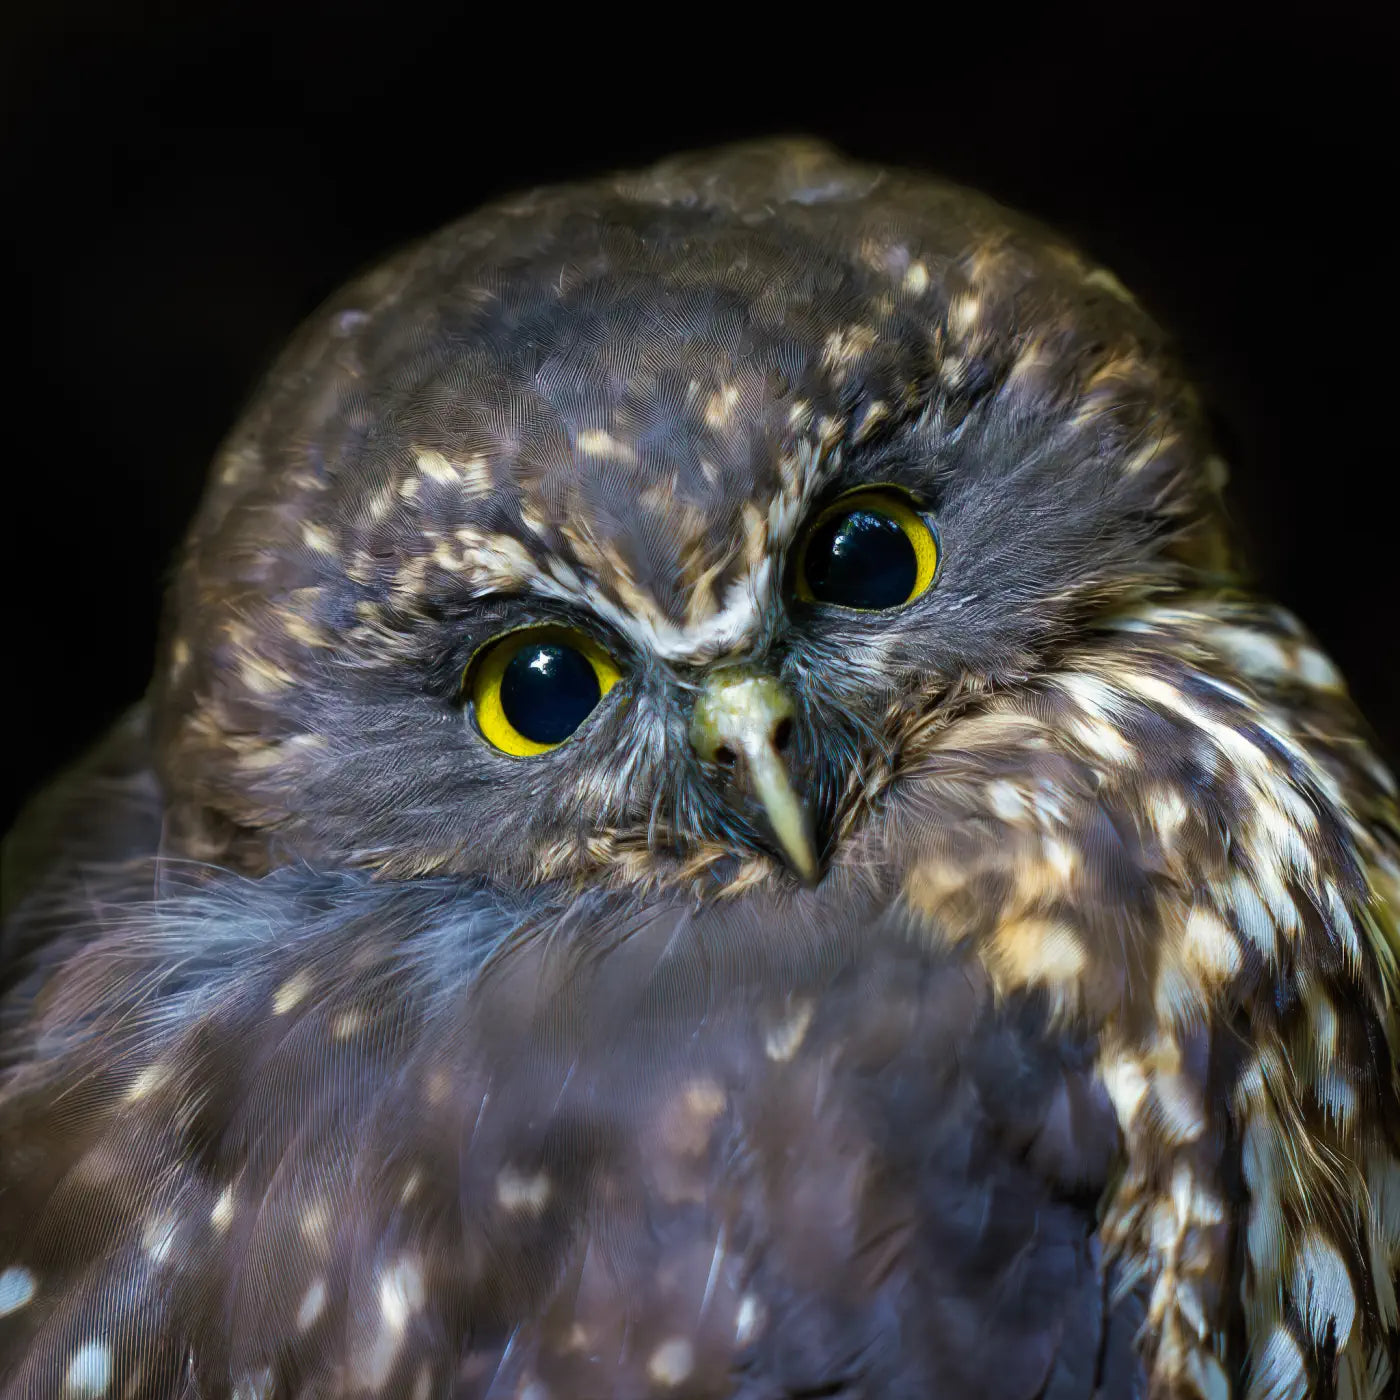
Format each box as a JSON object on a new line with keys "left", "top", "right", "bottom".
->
{"left": 1, "top": 139, "right": 1397, "bottom": 1400}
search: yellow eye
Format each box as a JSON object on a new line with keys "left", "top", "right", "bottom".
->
{"left": 467, "top": 626, "right": 621, "bottom": 757}
{"left": 794, "top": 487, "right": 940, "bottom": 609}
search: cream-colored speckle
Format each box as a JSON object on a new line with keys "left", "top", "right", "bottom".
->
{"left": 647, "top": 1338, "right": 695, "bottom": 1389}
{"left": 379, "top": 1256, "right": 425, "bottom": 1331}
{"left": 300, "top": 1199, "right": 330, "bottom": 1245}
{"left": 734, "top": 1293, "right": 765, "bottom": 1347}
{"left": 1121, "top": 436, "right": 1170, "bottom": 477}
{"left": 415, "top": 448, "right": 459, "bottom": 484}
{"left": 1083, "top": 267, "right": 1136, "bottom": 303}
{"left": 1065, "top": 715, "right": 1132, "bottom": 765}
{"left": 415, "top": 447, "right": 492, "bottom": 496}
{"left": 411, "top": 1365, "right": 434, "bottom": 1400}
{"left": 238, "top": 654, "right": 292, "bottom": 695}
{"left": 1181, "top": 906, "right": 1242, "bottom": 981}
{"left": 1154, "top": 962, "right": 1206, "bottom": 1026}
{"left": 1098, "top": 1052, "right": 1150, "bottom": 1127}
{"left": 987, "top": 780, "right": 1029, "bottom": 824}
{"left": 1170, "top": 1162, "right": 1224, "bottom": 1230}
{"left": 272, "top": 969, "right": 312, "bottom": 1016}
{"left": 658, "top": 1078, "right": 729, "bottom": 1159}
{"left": 1227, "top": 873, "right": 1276, "bottom": 957}
{"left": 1146, "top": 787, "right": 1189, "bottom": 840}
{"left": 65, "top": 1341, "right": 112, "bottom": 1398}
{"left": 297, "top": 1276, "right": 327, "bottom": 1331}
{"left": 576, "top": 428, "right": 637, "bottom": 463}
{"left": 360, "top": 484, "right": 396, "bottom": 524}
{"left": 301, "top": 522, "right": 337, "bottom": 556}
{"left": 1041, "top": 837, "right": 1078, "bottom": 882}
{"left": 1153, "top": 1073, "right": 1206, "bottom": 1144}
{"left": 399, "top": 1168, "right": 422, "bottom": 1205}
{"left": 1309, "top": 994, "right": 1340, "bottom": 1060}
{"left": 331, "top": 1008, "right": 366, "bottom": 1040}
{"left": 683, "top": 1079, "right": 726, "bottom": 1120}
{"left": 0, "top": 1265, "right": 36, "bottom": 1316}
{"left": 1211, "top": 625, "right": 1290, "bottom": 680}
{"left": 1250, "top": 1322, "right": 1307, "bottom": 1400}
{"left": 902, "top": 261, "right": 929, "bottom": 295}
{"left": 496, "top": 1167, "right": 552, "bottom": 1215}
{"left": 141, "top": 1212, "right": 178, "bottom": 1268}
{"left": 764, "top": 1000, "right": 814, "bottom": 1062}
{"left": 1295, "top": 646, "right": 1343, "bottom": 692}
{"left": 705, "top": 384, "right": 740, "bottom": 429}
{"left": 948, "top": 293, "right": 980, "bottom": 336}
{"left": 279, "top": 609, "right": 328, "bottom": 648}
{"left": 1314, "top": 1073, "right": 1357, "bottom": 1125}
{"left": 210, "top": 1184, "right": 235, "bottom": 1232}
{"left": 821, "top": 324, "right": 877, "bottom": 370}
{"left": 124, "top": 1062, "right": 169, "bottom": 1103}
{"left": 991, "top": 917, "right": 1087, "bottom": 987}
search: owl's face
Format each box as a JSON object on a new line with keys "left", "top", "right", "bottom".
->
{"left": 155, "top": 142, "right": 1221, "bottom": 888}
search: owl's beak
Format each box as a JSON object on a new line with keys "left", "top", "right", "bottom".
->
{"left": 689, "top": 668, "right": 821, "bottom": 885}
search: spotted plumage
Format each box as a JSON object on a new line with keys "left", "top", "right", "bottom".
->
{"left": 2, "top": 139, "right": 1396, "bottom": 1399}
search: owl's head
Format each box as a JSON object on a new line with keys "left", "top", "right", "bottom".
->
{"left": 153, "top": 140, "right": 1226, "bottom": 888}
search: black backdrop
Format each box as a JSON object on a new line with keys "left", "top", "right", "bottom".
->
{"left": 5, "top": 1, "right": 1395, "bottom": 830}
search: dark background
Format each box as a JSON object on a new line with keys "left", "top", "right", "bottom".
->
{"left": 4, "top": 1, "right": 1395, "bottom": 831}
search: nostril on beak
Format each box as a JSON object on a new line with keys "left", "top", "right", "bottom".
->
{"left": 688, "top": 667, "right": 820, "bottom": 885}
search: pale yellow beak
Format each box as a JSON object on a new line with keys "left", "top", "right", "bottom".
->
{"left": 689, "top": 668, "right": 820, "bottom": 884}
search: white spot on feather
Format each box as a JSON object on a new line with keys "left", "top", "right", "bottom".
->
{"left": 1181, "top": 906, "right": 1242, "bottom": 981}
{"left": 1229, "top": 873, "right": 1277, "bottom": 957}
{"left": 575, "top": 428, "right": 637, "bottom": 464}
{"left": 1211, "top": 625, "right": 1290, "bottom": 680}
{"left": 297, "top": 1276, "right": 327, "bottom": 1331}
{"left": 300, "top": 522, "right": 336, "bottom": 556}
{"left": 1098, "top": 1053, "right": 1149, "bottom": 1127}
{"left": 1247, "top": 1322, "right": 1307, "bottom": 1400}
{"left": 124, "top": 1062, "right": 169, "bottom": 1103}
{"left": 272, "top": 970, "right": 312, "bottom": 1015}
{"left": 380, "top": 1255, "right": 424, "bottom": 1330}
{"left": 331, "top": 1008, "right": 366, "bottom": 1040}
{"left": 1295, "top": 646, "right": 1343, "bottom": 692}
{"left": 765, "top": 1000, "right": 814, "bottom": 1062}
{"left": 65, "top": 1342, "right": 112, "bottom": 1397}
{"left": 300, "top": 1199, "right": 330, "bottom": 1246}
{"left": 735, "top": 1292, "right": 765, "bottom": 1346}
{"left": 1294, "top": 1232, "right": 1357, "bottom": 1349}
{"left": 211, "top": 1185, "right": 235, "bottom": 1232}
{"left": 647, "top": 1338, "right": 695, "bottom": 1388}
{"left": 141, "top": 1212, "right": 178, "bottom": 1267}
{"left": 987, "top": 780, "right": 1029, "bottom": 824}
{"left": 496, "top": 1167, "right": 552, "bottom": 1214}
{"left": 0, "top": 1265, "right": 36, "bottom": 1315}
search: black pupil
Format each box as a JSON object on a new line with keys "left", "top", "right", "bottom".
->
{"left": 803, "top": 508, "right": 916, "bottom": 609}
{"left": 499, "top": 642, "right": 601, "bottom": 744}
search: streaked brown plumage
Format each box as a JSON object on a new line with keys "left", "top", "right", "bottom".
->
{"left": 2, "top": 139, "right": 1397, "bottom": 1399}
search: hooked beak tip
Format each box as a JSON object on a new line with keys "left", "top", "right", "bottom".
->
{"left": 690, "top": 668, "right": 823, "bottom": 886}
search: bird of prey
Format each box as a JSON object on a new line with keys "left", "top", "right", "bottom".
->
{"left": 2, "top": 139, "right": 1396, "bottom": 1400}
